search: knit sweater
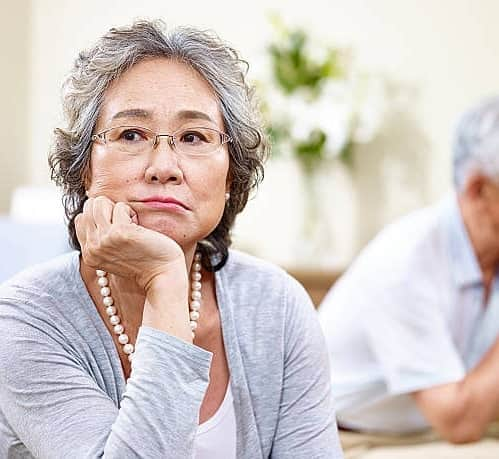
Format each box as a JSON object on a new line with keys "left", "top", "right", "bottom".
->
{"left": 0, "top": 250, "right": 342, "bottom": 458}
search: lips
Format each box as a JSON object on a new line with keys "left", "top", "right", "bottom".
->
{"left": 139, "top": 196, "right": 190, "bottom": 210}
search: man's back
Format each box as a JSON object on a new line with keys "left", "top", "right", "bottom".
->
{"left": 319, "top": 195, "right": 483, "bottom": 433}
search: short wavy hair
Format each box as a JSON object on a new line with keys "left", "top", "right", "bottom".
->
{"left": 452, "top": 95, "right": 499, "bottom": 191}
{"left": 49, "top": 19, "right": 268, "bottom": 271}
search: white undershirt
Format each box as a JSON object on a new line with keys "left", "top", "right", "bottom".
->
{"left": 194, "top": 381, "right": 236, "bottom": 458}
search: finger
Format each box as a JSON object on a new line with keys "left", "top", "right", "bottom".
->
{"left": 82, "top": 198, "right": 97, "bottom": 230}
{"left": 92, "top": 196, "right": 114, "bottom": 231}
{"left": 74, "top": 213, "right": 87, "bottom": 248}
{"left": 112, "top": 202, "right": 137, "bottom": 225}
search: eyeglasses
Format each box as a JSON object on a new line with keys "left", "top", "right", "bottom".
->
{"left": 91, "top": 125, "right": 232, "bottom": 157}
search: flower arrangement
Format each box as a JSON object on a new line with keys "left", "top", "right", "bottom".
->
{"left": 261, "top": 16, "right": 386, "bottom": 174}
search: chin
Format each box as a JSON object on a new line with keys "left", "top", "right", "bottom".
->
{"left": 138, "top": 212, "right": 179, "bottom": 233}
{"left": 137, "top": 212, "right": 197, "bottom": 246}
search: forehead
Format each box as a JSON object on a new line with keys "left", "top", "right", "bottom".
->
{"left": 98, "top": 58, "right": 224, "bottom": 128}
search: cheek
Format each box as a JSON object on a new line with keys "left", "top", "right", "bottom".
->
{"left": 187, "top": 157, "right": 229, "bottom": 216}
{"left": 190, "top": 158, "right": 229, "bottom": 199}
{"left": 87, "top": 152, "right": 143, "bottom": 198}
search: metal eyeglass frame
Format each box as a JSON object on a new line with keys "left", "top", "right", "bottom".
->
{"left": 91, "top": 125, "right": 232, "bottom": 156}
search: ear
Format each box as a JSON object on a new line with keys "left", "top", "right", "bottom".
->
{"left": 463, "top": 172, "right": 486, "bottom": 201}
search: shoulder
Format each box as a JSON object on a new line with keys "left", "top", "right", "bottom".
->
{"left": 223, "top": 249, "right": 289, "bottom": 280}
{"left": 344, "top": 203, "right": 445, "bottom": 283}
{"left": 223, "top": 249, "right": 310, "bottom": 305}
{"left": 370, "top": 204, "right": 443, "bottom": 262}
{"left": 220, "top": 250, "right": 315, "bottom": 330}
{"left": 0, "top": 252, "right": 83, "bottom": 376}
{"left": 321, "top": 203, "right": 448, "bottom": 313}
{"left": 0, "top": 251, "right": 80, "bottom": 320}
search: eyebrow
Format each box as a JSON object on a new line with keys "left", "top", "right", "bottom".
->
{"left": 111, "top": 109, "right": 151, "bottom": 121}
{"left": 110, "top": 108, "right": 215, "bottom": 124}
{"left": 175, "top": 110, "right": 214, "bottom": 123}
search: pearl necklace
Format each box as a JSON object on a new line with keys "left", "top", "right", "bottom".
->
{"left": 95, "top": 252, "right": 203, "bottom": 362}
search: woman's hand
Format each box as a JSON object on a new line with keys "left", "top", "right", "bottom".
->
{"left": 76, "top": 196, "right": 192, "bottom": 342}
{"left": 75, "top": 196, "right": 186, "bottom": 291}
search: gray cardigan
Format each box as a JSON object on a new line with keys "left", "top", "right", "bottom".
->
{"left": 0, "top": 250, "right": 342, "bottom": 458}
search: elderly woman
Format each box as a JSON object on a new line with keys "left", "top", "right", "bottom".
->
{"left": 0, "top": 20, "right": 342, "bottom": 459}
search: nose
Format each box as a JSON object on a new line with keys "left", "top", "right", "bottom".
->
{"left": 144, "top": 135, "right": 183, "bottom": 185}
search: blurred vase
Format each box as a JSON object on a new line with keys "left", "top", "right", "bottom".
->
{"left": 296, "top": 160, "right": 358, "bottom": 270}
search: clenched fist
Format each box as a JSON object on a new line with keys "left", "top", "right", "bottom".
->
{"left": 75, "top": 196, "right": 187, "bottom": 291}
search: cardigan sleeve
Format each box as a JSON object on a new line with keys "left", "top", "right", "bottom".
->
{"left": 270, "top": 278, "right": 344, "bottom": 458}
{"left": 0, "top": 293, "right": 212, "bottom": 459}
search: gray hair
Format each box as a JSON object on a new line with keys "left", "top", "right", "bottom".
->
{"left": 453, "top": 95, "right": 499, "bottom": 191}
{"left": 49, "top": 19, "right": 268, "bottom": 271}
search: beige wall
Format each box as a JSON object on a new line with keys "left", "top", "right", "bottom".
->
{"left": 1, "top": 0, "right": 30, "bottom": 212}
{"left": 27, "top": 0, "right": 499, "bottom": 193}
{"left": 4, "top": 0, "right": 499, "bottom": 265}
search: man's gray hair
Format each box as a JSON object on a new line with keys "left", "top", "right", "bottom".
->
{"left": 453, "top": 96, "right": 499, "bottom": 190}
{"left": 49, "top": 19, "right": 268, "bottom": 271}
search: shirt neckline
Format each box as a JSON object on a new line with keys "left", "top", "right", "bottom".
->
{"left": 197, "top": 380, "right": 233, "bottom": 434}
{"left": 443, "top": 193, "right": 483, "bottom": 288}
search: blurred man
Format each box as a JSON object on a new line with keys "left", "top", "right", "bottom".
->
{"left": 319, "top": 97, "right": 499, "bottom": 458}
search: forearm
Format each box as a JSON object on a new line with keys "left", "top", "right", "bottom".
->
{"left": 103, "top": 327, "right": 211, "bottom": 457}
{"left": 0, "top": 312, "right": 212, "bottom": 459}
{"left": 457, "top": 336, "right": 499, "bottom": 436}
{"left": 141, "top": 263, "right": 192, "bottom": 343}
{"left": 414, "top": 336, "right": 499, "bottom": 442}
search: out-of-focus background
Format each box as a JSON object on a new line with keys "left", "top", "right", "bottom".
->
{"left": 3, "top": 0, "right": 499, "bottom": 295}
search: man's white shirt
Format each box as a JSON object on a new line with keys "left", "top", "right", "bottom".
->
{"left": 319, "top": 194, "right": 497, "bottom": 433}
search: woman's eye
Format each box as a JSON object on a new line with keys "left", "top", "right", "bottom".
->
{"left": 181, "top": 131, "right": 206, "bottom": 144}
{"left": 120, "top": 130, "right": 146, "bottom": 142}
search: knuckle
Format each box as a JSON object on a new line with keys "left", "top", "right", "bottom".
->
{"left": 99, "top": 231, "right": 112, "bottom": 248}
{"left": 110, "top": 224, "right": 127, "bottom": 243}
{"left": 114, "top": 201, "right": 127, "bottom": 213}
{"left": 81, "top": 246, "right": 95, "bottom": 266}
{"left": 83, "top": 197, "right": 92, "bottom": 210}
{"left": 74, "top": 214, "right": 82, "bottom": 229}
{"left": 94, "top": 195, "right": 109, "bottom": 207}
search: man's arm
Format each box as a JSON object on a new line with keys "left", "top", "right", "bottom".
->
{"left": 412, "top": 335, "right": 499, "bottom": 443}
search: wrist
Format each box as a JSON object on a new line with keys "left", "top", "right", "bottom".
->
{"left": 139, "top": 257, "right": 188, "bottom": 293}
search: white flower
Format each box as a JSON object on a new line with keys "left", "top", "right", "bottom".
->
{"left": 261, "top": 40, "right": 387, "bottom": 161}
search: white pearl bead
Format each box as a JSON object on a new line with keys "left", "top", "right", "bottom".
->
{"left": 103, "top": 296, "right": 114, "bottom": 307}
{"left": 109, "top": 315, "right": 120, "bottom": 325}
{"left": 123, "top": 343, "right": 134, "bottom": 354}
{"left": 96, "top": 253, "right": 202, "bottom": 363}
{"left": 191, "top": 281, "right": 202, "bottom": 291}
{"left": 190, "top": 310, "right": 200, "bottom": 321}
{"left": 118, "top": 334, "right": 129, "bottom": 344}
{"left": 97, "top": 277, "right": 109, "bottom": 287}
